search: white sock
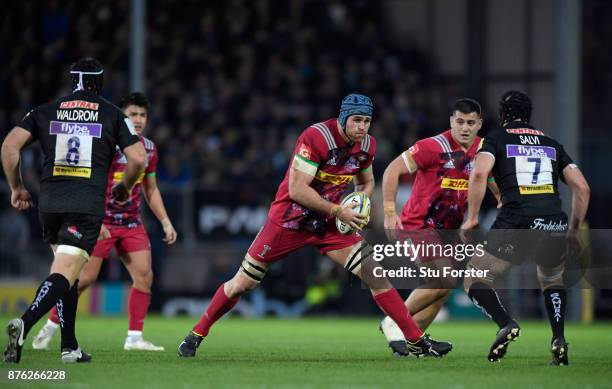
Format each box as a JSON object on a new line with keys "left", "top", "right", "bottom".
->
{"left": 127, "top": 330, "right": 143, "bottom": 340}
{"left": 381, "top": 316, "right": 405, "bottom": 342}
{"left": 46, "top": 319, "right": 59, "bottom": 330}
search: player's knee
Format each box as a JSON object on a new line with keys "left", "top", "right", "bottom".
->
{"left": 537, "top": 263, "right": 564, "bottom": 290}
{"left": 225, "top": 275, "right": 257, "bottom": 299}
{"left": 463, "top": 264, "right": 494, "bottom": 293}
{"left": 464, "top": 253, "right": 511, "bottom": 293}
{"left": 436, "top": 288, "right": 452, "bottom": 300}
{"left": 78, "top": 274, "right": 95, "bottom": 291}
{"left": 132, "top": 269, "right": 153, "bottom": 291}
{"left": 52, "top": 246, "right": 89, "bottom": 283}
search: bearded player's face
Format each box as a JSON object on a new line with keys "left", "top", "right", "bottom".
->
{"left": 450, "top": 111, "right": 481, "bottom": 148}
{"left": 345, "top": 115, "right": 371, "bottom": 143}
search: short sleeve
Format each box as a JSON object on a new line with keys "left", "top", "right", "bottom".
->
{"left": 115, "top": 111, "right": 140, "bottom": 150}
{"left": 557, "top": 142, "right": 574, "bottom": 172}
{"left": 409, "top": 139, "right": 438, "bottom": 170}
{"left": 291, "top": 127, "right": 329, "bottom": 176}
{"left": 145, "top": 143, "right": 158, "bottom": 175}
{"left": 359, "top": 135, "right": 376, "bottom": 171}
{"left": 17, "top": 108, "right": 39, "bottom": 140}
{"left": 477, "top": 134, "right": 498, "bottom": 160}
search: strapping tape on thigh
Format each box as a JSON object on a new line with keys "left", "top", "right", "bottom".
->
{"left": 240, "top": 257, "right": 267, "bottom": 283}
{"left": 345, "top": 243, "right": 372, "bottom": 276}
{"left": 56, "top": 245, "right": 90, "bottom": 261}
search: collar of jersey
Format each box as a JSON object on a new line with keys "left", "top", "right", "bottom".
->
{"left": 505, "top": 121, "right": 536, "bottom": 130}
{"left": 330, "top": 119, "right": 362, "bottom": 150}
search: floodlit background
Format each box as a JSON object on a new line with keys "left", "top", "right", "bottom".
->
{"left": 1, "top": 0, "right": 610, "bottom": 323}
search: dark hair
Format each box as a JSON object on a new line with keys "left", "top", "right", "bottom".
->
{"left": 499, "top": 90, "right": 532, "bottom": 126}
{"left": 452, "top": 98, "right": 482, "bottom": 117}
{"left": 119, "top": 92, "right": 150, "bottom": 112}
{"left": 70, "top": 57, "right": 104, "bottom": 94}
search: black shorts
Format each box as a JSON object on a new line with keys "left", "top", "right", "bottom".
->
{"left": 39, "top": 212, "right": 103, "bottom": 255}
{"left": 485, "top": 210, "right": 568, "bottom": 267}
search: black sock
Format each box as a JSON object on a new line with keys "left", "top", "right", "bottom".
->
{"left": 468, "top": 283, "right": 512, "bottom": 329}
{"left": 57, "top": 279, "right": 79, "bottom": 350}
{"left": 543, "top": 287, "right": 566, "bottom": 342}
{"left": 21, "top": 273, "right": 70, "bottom": 336}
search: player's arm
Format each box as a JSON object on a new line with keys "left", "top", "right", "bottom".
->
{"left": 1, "top": 126, "right": 34, "bottom": 210}
{"left": 354, "top": 166, "right": 375, "bottom": 198}
{"left": 487, "top": 178, "right": 502, "bottom": 207}
{"left": 463, "top": 153, "right": 495, "bottom": 229}
{"left": 143, "top": 174, "right": 177, "bottom": 244}
{"left": 562, "top": 165, "right": 590, "bottom": 231}
{"left": 382, "top": 151, "right": 415, "bottom": 229}
{"left": 288, "top": 164, "right": 365, "bottom": 230}
{"left": 112, "top": 142, "right": 146, "bottom": 201}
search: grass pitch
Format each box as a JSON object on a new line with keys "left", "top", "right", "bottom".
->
{"left": 1, "top": 315, "right": 611, "bottom": 388}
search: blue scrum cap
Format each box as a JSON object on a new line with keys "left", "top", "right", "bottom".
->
{"left": 338, "top": 93, "right": 373, "bottom": 129}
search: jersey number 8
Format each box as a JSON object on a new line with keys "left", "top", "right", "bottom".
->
{"left": 66, "top": 136, "right": 81, "bottom": 165}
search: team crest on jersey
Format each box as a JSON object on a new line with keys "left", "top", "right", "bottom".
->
{"left": 358, "top": 153, "right": 369, "bottom": 162}
{"left": 344, "top": 156, "right": 359, "bottom": 170}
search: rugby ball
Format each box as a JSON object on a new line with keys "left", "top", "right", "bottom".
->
{"left": 335, "top": 191, "right": 371, "bottom": 234}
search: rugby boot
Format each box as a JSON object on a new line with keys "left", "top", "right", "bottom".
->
{"left": 488, "top": 320, "right": 521, "bottom": 362}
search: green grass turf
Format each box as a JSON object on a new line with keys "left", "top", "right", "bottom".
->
{"left": 1, "top": 315, "right": 611, "bottom": 388}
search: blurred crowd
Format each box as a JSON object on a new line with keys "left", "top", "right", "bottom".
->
{"left": 1, "top": 0, "right": 446, "bottom": 202}
{"left": 2, "top": 0, "right": 609, "bottom": 241}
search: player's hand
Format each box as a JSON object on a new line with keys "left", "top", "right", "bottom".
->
{"left": 161, "top": 218, "right": 177, "bottom": 245}
{"left": 459, "top": 218, "right": 479, "bottom": 243}
{"left": 111, "top": 182, "right": 130, "bottom": 203}
{"left": 384, "top": 214, "right": 403, "bottom": 241}
{"left": 98, "top": 224, "right": 111, "bottom": 240}
{"left": 337, "top": 202, "right": 367, "bottom": 231}
{"left": 384, "top": 214, "right": 403, "bottom": 230}
{"left": 11, "top": 186, "right": 34, "bottom": 211}
{"left": 563, "top": 228, "right": 583, "bottom": 259}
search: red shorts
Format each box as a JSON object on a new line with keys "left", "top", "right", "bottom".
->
{"left": 92, "top": 224, "right": 151, "bottom": 258}
{"left": 247, "top": 219, "right": 363, "bottom": 263}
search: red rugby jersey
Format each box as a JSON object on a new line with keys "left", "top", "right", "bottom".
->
{"left": 400, "top": 130, "right": 481, "bottom": 229}
{"left": 268, "top": 118, "right": 376, "bottom": 233}
{"left": 103, "top": 136, "right": 158, "bottom": 227}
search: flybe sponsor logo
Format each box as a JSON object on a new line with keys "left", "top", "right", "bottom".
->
{"left": 506, "top": 145, "right": 556, "bottom": 160}
{"left": 440, "top": 178, "right": 468, "bottom": 190}
{"left": 314, "top": 170, "right": 354, "bottom": 185}
{"left": 50, "top": 121, "right": 102, "bottom": 137}
{"left": 60, "top": 100, "right": 99, "bottom": 110}
{"left": 56, "top": 109, "right": 99, "bottom": 121}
